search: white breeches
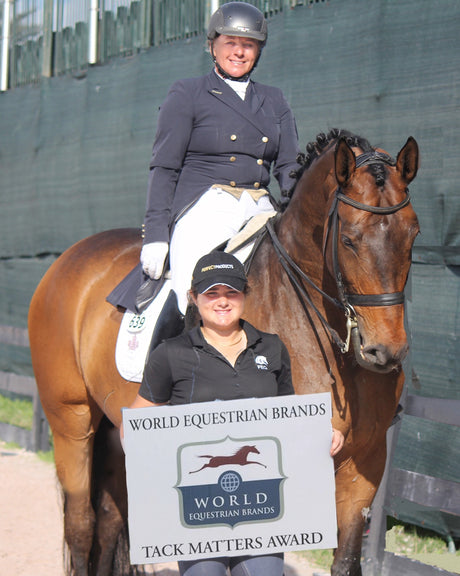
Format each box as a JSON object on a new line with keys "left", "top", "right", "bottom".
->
{"left": 170, "top": 187, "right": 273, "bottom": 314}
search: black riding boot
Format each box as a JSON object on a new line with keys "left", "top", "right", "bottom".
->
{"left": 148, "top": 290, "right": 185, "bottom": 352}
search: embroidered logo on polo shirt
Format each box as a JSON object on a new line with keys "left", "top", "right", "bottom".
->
{"left": 255, "top": 355, "right": 268, "bottom": 370}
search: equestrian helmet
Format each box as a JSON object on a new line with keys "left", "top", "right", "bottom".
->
{"left": 207, "top": 2, "right": 268, "bottom": 46}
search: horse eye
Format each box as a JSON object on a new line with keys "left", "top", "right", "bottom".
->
{"left": 341, "top": 235, "right": 355, "bottom": 249}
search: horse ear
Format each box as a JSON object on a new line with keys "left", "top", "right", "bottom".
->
{"left": 396, "top": 136, "right": 419, "bottom": 185}
{"left": 335, "top": 137, "right": 356, "bottom": 187}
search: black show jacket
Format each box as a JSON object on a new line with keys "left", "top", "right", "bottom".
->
{"left": 143, "top": 71, "right": 299, "bottom": 243}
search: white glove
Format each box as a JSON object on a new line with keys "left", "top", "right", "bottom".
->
{"left": 140, "top": 242, "right": 169, "bottom": 280}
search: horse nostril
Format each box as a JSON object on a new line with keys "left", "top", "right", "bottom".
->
{"left": 362, "top": 344, "right": 392, "bottom": 367}
{"left": 362, "top": 342, "right": 408, "bottom": 368}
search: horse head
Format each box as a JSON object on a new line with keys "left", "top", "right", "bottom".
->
{"left": 326, "top": 133, "right": 419, "bottom": 372}
{"left": 237, "top": 445, "right": 260, "bottom": 455}
{"left": 276, "top": 129, "right": 419, "bottom": 374}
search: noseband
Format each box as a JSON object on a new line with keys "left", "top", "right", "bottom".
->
{"left": 266, "top": 150, "right": 412, "bottom": 354}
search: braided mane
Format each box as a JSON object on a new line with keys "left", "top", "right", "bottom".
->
{"left": 282, "top": 128, "right": 388, "bottom": 206}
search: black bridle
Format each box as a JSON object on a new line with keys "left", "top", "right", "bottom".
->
{"left": 329, "top": 189, "right": 411, "bottom": 310}
{"left": 265, "top": 150, "right": 412, "bottom": 354}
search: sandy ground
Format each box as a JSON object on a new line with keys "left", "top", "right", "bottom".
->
{"left": 0, "top": 442, "right": 324, "bottom": 576}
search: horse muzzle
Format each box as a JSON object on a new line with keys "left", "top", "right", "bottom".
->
{"left": 351, "top": 325, "right": 408, "bottom": 373}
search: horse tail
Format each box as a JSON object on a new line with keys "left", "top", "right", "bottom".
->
{"left": 60, "top": 490, "right": 72, "bottom": 576}
{"left": 63, "top": 542, "right": 71, "bottom": 576}
{"left": 90, "top": 417, "right": 150, "bottom": 575}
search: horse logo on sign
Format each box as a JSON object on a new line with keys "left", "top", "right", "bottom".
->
{"left": 175, "top": 436, "right": 285, "bottom": 528}
{"left": 189, "top": 445, "right": 266, "bottom": 474}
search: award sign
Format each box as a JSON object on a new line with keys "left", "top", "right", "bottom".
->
{"left": 123, "top": 393, "right": 337, "bottom": 565}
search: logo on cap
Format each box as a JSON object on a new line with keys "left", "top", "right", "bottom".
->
{"left": 201, "top": 264, "right": 234, "bottom": 272}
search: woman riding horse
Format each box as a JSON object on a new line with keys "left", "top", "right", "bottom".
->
{"left": 109, "top": 2, "right": 299, "bottom": 319}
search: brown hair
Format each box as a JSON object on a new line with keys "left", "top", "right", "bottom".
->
{"left": 188, "top": 283, "right": 251, "bottom": 301}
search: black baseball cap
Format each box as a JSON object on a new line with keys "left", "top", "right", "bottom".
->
{"left": 191, "top": 251, "right": 248, "bottom": 294}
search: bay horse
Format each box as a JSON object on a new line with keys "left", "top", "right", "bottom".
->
{"left": 28, "top": 129, "right": 419, "bottom": 576}
{"left": 189, "top": 445, "right": 265, "bottom": 473}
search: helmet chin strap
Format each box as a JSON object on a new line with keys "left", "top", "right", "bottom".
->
{"left": 214, "top": 61, "right": 251, "bottom": 82}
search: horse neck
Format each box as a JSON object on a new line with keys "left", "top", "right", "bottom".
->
{"left": 277, "top": 148, "right": 337, "bottom": 287}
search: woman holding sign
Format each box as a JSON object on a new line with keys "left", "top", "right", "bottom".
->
{"left": 121, "top": 251, "right": 344, "bottom": 576}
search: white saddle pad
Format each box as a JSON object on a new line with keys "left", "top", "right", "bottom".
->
{"left": 115, "top": 279, "right": 171, "bottom": 382}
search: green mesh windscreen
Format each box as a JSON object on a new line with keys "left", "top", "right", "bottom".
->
{"left": 0, "top": 0, "right": 458, "bottom": 540}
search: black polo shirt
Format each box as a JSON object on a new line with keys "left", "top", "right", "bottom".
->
{"left": 139, "top": 320, "right": 293, "bottom": 405}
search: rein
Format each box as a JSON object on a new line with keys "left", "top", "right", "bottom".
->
{"left": 265, "top": 218, "right": 349, "bottom": 352}
{"left": 266, "top": 150, "right": 412, "bottom": 354}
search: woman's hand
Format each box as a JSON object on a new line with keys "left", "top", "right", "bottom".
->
{"left": 140, "top": 242, "right": 169, "bottom": 279}
{"left": 330, "top": 428, "right": 345, "bottom": 457}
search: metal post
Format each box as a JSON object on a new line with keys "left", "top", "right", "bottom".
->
{"left": 153, "top": 0, "right": 161, "bottom": 46}
{"left": 142, "top": 0, "right": 153, "bottom": 48}
{"left": 32, "top": 389, "right": 50, "bottom": 453}
{"left": 42, "top": 0, "right": 54, "bottom": 78}
{"left": 362, "top": 421, "right": 400, "bottom": 576}
{"left": 362, "top": 300, "right": 412, "bottom": 576}
{"left": 1, "top": 0, "right": 13, "bottom": 91}
{"left": 89, "top": 0, "right": 99, "bottom": 64}
{"left": 205, "top": 0, "right": 219, "bottom": 30}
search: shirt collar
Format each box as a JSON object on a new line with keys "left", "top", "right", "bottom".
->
{"left": 213, "top": 68, "right": 250, "bottom": 99}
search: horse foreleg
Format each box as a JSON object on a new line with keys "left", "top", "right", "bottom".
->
{"left": 332, "top": 458, "right": 381, "bottom": 576}
{"left": 54, "top": 430, "right": 97, "bottom": 576}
